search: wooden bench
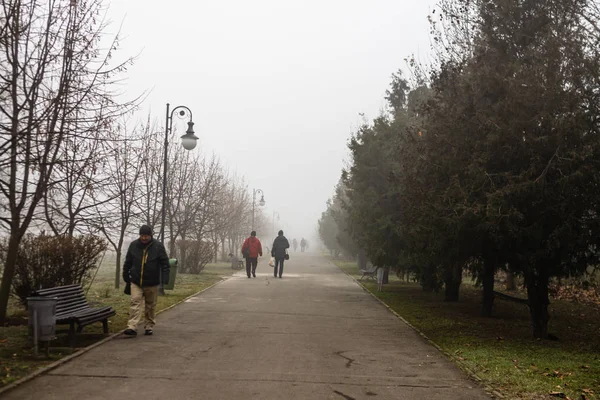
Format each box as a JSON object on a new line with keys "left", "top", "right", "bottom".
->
{"left": 32, "top": 284, "right": 116, "bottom": 347}
{"left": 493, "top": 290, "right": 528, "bottom": 304}
{"left": 359, "top": 268, "right": 378, "bottom": 281}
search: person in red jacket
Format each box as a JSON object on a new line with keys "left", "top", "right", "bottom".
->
{"left": 241, "top": 231, "right": 263, "bottom": 278}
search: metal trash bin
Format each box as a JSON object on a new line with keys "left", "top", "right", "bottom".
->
{"left": 27, "top": 296, "right": 57, "bottom": 354}
{"left": 164, "top": 258, "right": 178, "bottom": 290}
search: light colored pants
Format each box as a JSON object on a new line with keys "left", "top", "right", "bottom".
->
{"left": 127, "top": 284, "right": 158, "bottom": 330}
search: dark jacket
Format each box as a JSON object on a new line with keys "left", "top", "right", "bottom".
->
{"left": 271, "top": 235, "right": 290, "bottom": 260}
{"left": 123, "top": 239, "right": 169, "bottom": 287}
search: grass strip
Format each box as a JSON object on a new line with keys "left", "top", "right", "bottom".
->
{"left": 0, "top": 262, "right": 236, "bottom": 388}
{"left": 334, "top": 260, "right": 600, "bottom": 400}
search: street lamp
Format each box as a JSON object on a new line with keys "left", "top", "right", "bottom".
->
{"left": 159, "top": 103, "right": 199, "bottom": 243}
{"left": 252, "top": 188, "right": 265, "bottom": 231}
{"left": 272, "top": 211, "right": 280, "bottom": 236}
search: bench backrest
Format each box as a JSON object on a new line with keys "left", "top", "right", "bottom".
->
{"left": 33, "top": 284, "right": 89, "bottom": 315}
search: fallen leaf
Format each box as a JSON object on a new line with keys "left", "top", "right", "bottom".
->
{"left": 549, "top": 391, "right": 566, "bottom": 398}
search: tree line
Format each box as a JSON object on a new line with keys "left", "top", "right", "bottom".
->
{"left": 319, "top": 0, "right": 600, "bottom": 339}
{"left": 0, "top": 0, "right": 267, "bottom": 323}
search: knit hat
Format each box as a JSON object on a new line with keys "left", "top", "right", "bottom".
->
{"left": 139, "top": 225, "right": 153, "bottom": 236}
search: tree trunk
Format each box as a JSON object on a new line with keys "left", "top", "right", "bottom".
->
{"left": 114, "top": 236, "right": 124, "bottom": 289}
{"left": 525, "top": 266, "right": 550, "bottom": 339}
{"left": 0, "top": 233, "right": 22, "bottom": 323}
{"left": 382, "top": 267, "right": 389, "bottom": 284}
{"left": 444, "top": 263, "right": 462, "bottom": 301}
{"left": 115, "top": 251, "right": 122, "bottom": 289}
{"left": 357, "top": 249, "right": 367, "bottom": 270}
{"left": 481, "top": 258, "right": 495, "bottom": 317}
{"left": 505, "top": 270, "right": 516, "bottom": 291}
{"left": 421, "top": 264, "right": 438, "bottom": 292}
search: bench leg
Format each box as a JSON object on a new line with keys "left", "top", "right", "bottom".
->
{"left": 102, "top": 319, "right": 109, "bottom": 334}
{"left": 69, "top": 322, "right": 76, "bottom": 348}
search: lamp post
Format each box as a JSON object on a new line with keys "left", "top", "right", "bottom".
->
{"left": 159, "top": 103, "right": 199, "bottom": 243}
{"left": 272, "top": 211, "right": 280, "bottom": 236}
{"left": 251, "top": 188, "right": 265, "bottom": 231}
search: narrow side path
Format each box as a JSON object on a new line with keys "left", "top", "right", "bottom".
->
{"left": 4, "top": 254, "right": 491, "bottom": 399}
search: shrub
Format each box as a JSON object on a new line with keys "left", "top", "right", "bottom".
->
{"left": 173, "top": 239, "right": 214, "bottom": 274}
{"left": 97, "top": 283, "right": 113, "bottom": 299}
{"left": 0, "top": 234, "right": 108, "bottom": 304}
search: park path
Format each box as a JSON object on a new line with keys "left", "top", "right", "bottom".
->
{"left": 4, "top": 253, "right": 490, "bottom": 400}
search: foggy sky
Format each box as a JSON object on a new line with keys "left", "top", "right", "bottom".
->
{"left": 105, "top": 0, "right": 437, "bottom": 244}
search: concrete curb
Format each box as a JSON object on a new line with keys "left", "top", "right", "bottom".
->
{"left": 334, "top": 262, "right": 504, "bottom": 400}
{"left": 0, "top": 277, "right": 229, "bottom": 397}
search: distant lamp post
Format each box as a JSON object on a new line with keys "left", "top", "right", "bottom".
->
{"left": 159, "top": 103, "right": 199, "bottom": 243}
{"left": 272, "top": 211, "right": 280, "bottom": 236}
{"left": 252, "top": 188, "right": 265, "bottom": 231}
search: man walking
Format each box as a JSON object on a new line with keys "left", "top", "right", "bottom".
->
{"left": 123, "top": 225, "right": 169, "bottom": 336}
{"left": 272, "top": 230, "right": 290, "bottom": 278}
{"left": 241, "top": 231, "right": 263, "bottom": 278}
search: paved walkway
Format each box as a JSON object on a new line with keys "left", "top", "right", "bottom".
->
{"left": 5, "top": 254, "right": 490, "bottom": 400}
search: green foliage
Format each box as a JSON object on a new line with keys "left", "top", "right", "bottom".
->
{"left": 318, "top": 182, "right": 359, "bottom": 258}
{"left": 328, "top": 0, "right": 600, "bottom": 338}
{"left": 0, "top": 234, "right": 107, "bottom": 304}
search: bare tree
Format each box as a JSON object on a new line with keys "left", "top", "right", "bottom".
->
{"left": 135, "top": 133, "right": 163, "bottom": 231}
{"left": 95, "top": 118, "right": 152, "bottom": 288}
{"left": 43, "top": 120, "right": 116, "bottom": 236}
{"left": 0, "top": 0, "right": 135, "bottom": 322}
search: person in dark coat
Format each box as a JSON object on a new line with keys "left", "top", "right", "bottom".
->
{"left": 271, "top": 230, "right": 290, "bottom": 278}
{"left": 122, "top": 225, "right": 169, "bottom": 336}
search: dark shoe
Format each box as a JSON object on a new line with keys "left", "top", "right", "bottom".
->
{"left": 247, "top": 276, "right": 251, "bottom": 278}
{"left": 144, "top": 329, "right": 153, "bottom": 336}
{"left": 279, "top": 276, "right": 282, "bottom": 278}
{"left": 124, "top": 329, "right": 137, "bottom": 336}
{"left": 252, "top": 273, "right": 256, "bottom": 278}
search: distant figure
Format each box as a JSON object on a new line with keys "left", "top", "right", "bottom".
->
{"left": 241, "top": 231, "right": 263, "bottom": 278}
{"left": 300, "top": 237, "right": 307, "bottom": 252}
{"left": 228, "top": 253, "right": 243, "bottom": 270}
{"left": 272, "top": 230, "right": 290, "bottom": 278}
{"left": 122, "top": 225, "right": 169, "bottom": 337}
{"left": 292, "top": 238, "right": 298, "bottom": 252}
